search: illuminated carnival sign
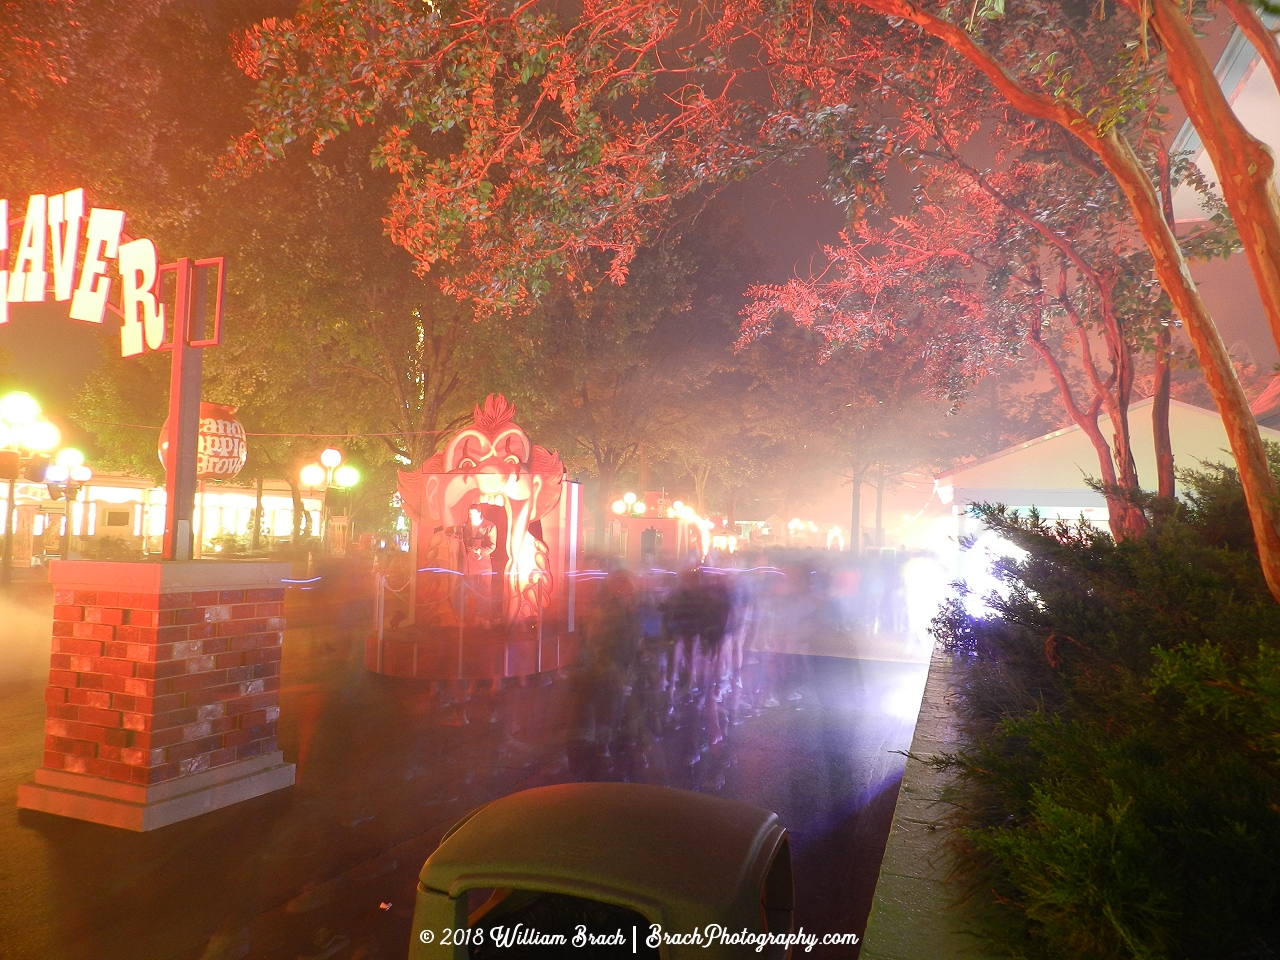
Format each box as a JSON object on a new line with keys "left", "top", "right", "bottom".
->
{"left": 1, "top": 187, "right": 227, "bottom": 561}
{"left": 0, "top": 188, "right": 222, "bottom": 358}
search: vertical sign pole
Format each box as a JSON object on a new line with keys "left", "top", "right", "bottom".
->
{"left": 59, "top": 492, "right": 73, "bottom": 562}
{"left": 162, "top": 258, "right": 203, "bottom": 561}
{"left": 2, "top": 477, "right": 15, "bottom": 586}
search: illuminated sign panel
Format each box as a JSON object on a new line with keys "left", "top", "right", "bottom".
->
{"left": 1, "top": 188, "right": 164, "bottom": 357}
{"left": 157, "top": 402, "right": 249, "bottom": 480}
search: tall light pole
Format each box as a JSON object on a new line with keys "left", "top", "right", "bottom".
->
{"left": 44, "top": 447, "right": 93, "bottom": 561}
{"left": 299, "top": 449, "right": 360, "bottom": 554}
{"left": 1, "top": 392, "right": 62, "bottom": 586}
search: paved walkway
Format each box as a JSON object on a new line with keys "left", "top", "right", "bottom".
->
{"left": 0, "top": 571, "right": 930, "bottom": 960}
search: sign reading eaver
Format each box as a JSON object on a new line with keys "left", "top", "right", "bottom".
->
{"left": 1, "top": 187, "right": 226, "bottom": 561}
{"left": 1, "top": 188, "right": 165, "bottom": 357}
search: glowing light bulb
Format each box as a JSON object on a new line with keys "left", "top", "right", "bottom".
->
{"left": 611, "top": 500, "right": 627, "bottom": 515}
{"left": 56, "top": 448, "right": 85, "bottom": 468}
{"left": 672, "top": 500, "right": 683, "bottom": 511}
{"left": 320, "top": 447, "right": 343, "bottom": 468}
{"left": 0, "top": 392, "right": 39, "bottom": 426}
{"left": 20, "top": 420, "right": 59, "bottom": 452}
{"left": 623, "top": 492, "right": 637, "bottom": 505}
{"left": 69, "top": 465, "right": 92, "bottom": 483}
{"left": 300, "top": 463, "right": 326, "bottom": 487}
{"left": 633, "top": 501, "right": 647, "bottom": 514}
{"left": 334, "top": 465, "right": 360, "bottom": 488}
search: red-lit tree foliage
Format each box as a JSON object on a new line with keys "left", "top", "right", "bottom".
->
{"left": 741, "top": 115, "right": 1235, "bottom": 539}
{"left": 673, "top": 0, "right": 1280, "bottom": 587}
{"left": 227, "top": 0, "right": 748, "bottom": 311}
{"left": 0, "top": 0, "right": 174, "bottom": 208}
{"left": 801, "top": 0, "right": 1280, "bottom": 596}
{"left": 0, "top": 0, "right": 75, "bottom": 105}
{"left": 230, "top": 0, "right": 1280, "bottom": 597}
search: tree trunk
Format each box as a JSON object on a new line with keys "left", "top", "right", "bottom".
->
{"left": 288, "top": 476, "right": 307, "bottom": 551}
{"left": 1100, "top": 331, "right": 1144, "bottom": 533}
{"left": 1153, "top": 326, "right": 1175, "bottom": 501}
{"left": 1083, "top": 278, "right": 1144, "bottom": 535}
{"left": 874, "top": 468, "right": 885, "bottom": 549}
{"left": 850, "top": 469, "right": 865, "bottom": 555}
{"left": 593, "top": 472, "right": 615, "bottom": 553}
{"left": 252, "top": 475, "right": 264, "bottom": 552}
{"left": 1149, "top": 0, "right": 1280, "bottom": 352}
{"left": 1028, "top": 333, "right": 1131, "bottom": 539}
{"left": 692, "top": 463, "right": 712, "bottom": 514}
{"left": 854, "top": 0, "right": 1280, "bottom": 599}
{"left": 1153, "top": 141, "right": 1178, "bottom": 502}
{"left": 637, "top": 445, "right": 651, "bottom": 494}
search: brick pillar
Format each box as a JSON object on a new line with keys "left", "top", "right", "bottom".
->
{"left": 17, "top": 560, "right": 295, "bottom": 831}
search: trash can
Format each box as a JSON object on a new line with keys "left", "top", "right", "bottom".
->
{"left": 409, "top": 782, "right": 793, "bottom": 959}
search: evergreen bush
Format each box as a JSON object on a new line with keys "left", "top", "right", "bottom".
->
{"left": 933, "top": 457, "right": 1280, "bottom": 959}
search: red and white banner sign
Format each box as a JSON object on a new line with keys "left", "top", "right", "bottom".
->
{"left": 158, "top": 403, "right": 249, "bottom": 480}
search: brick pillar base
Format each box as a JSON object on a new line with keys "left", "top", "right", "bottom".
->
{"left": 17, "top": 560, "right": 296, "bottom": 831}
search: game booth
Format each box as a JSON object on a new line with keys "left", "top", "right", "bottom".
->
{"left": 366, "top": 395, "right": 584, "bottom": 680}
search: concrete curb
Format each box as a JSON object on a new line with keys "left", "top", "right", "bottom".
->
{"left": 860, "top": 646, "right": 1000, "bottom": 960}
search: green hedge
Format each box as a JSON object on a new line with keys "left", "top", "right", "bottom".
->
{"left": 933, "top": 461, "right": 1280, "bottom": 960}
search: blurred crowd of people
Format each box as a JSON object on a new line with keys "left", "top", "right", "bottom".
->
{"left": 561, "top": 548, "right": 936, "bottom": 777}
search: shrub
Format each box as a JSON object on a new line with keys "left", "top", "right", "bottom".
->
{"left": 78, "top": 536, "right": 142, "bottom": 561}
{"left": 934, "top": 460, "right": 1280, "bottom": 959}
{"left": 206, "top": 531, "right": 250, "bottom": 556}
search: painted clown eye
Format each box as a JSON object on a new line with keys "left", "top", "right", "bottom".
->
{"left": 505, "top": 456, "right": 520, "bottom": 465}
{"left": 458, "top": 458, "right": 476, "bottom": 470}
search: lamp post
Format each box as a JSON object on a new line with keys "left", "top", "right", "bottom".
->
{"left": 299, "top": 448, "right": 360, "bottom": 554}
{"left": 1, "top": 392, "right": 63, "bottom": 586}
{"left": 44, "top": 448, "right": 93, "bottom": 561}
{"left": 609, "top": 491, "right": 649, "bottom": 519}
{"left": 607, "top": 492, "right": 647, "bottom": 557}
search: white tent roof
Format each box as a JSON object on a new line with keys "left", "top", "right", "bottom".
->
{"left": 936, "top": 398, "right": 1280, "bottom": 509}
{"left": 1173, "top": 15, "right": 1280, "bottom": 222}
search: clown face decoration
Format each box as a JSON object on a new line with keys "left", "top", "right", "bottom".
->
{"left": 398, "top": 395, "right": 565, "bottom": 625}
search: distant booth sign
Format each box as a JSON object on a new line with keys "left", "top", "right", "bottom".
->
{"left": 368, "top": 395, "right": 583, "bottom": 680}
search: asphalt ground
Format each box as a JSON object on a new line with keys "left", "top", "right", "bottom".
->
{"left": 0, "top": 565, "right": 931, "bottom": 960}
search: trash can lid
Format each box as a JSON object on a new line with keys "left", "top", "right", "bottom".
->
{"left": 421, "top": 783, "right": 784, "bottom": 920}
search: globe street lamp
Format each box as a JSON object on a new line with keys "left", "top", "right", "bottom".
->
{"left": 1, "top": 392, "right": 63, "bottom": 586}
{"left": 44, "top": 448, "right": 93, "bottom": 562}
{"left": 610, "top": 491, "right": 648, "bottom": 518}
{"left": 299, "top": 449, "right": 360, "bottom": 553}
